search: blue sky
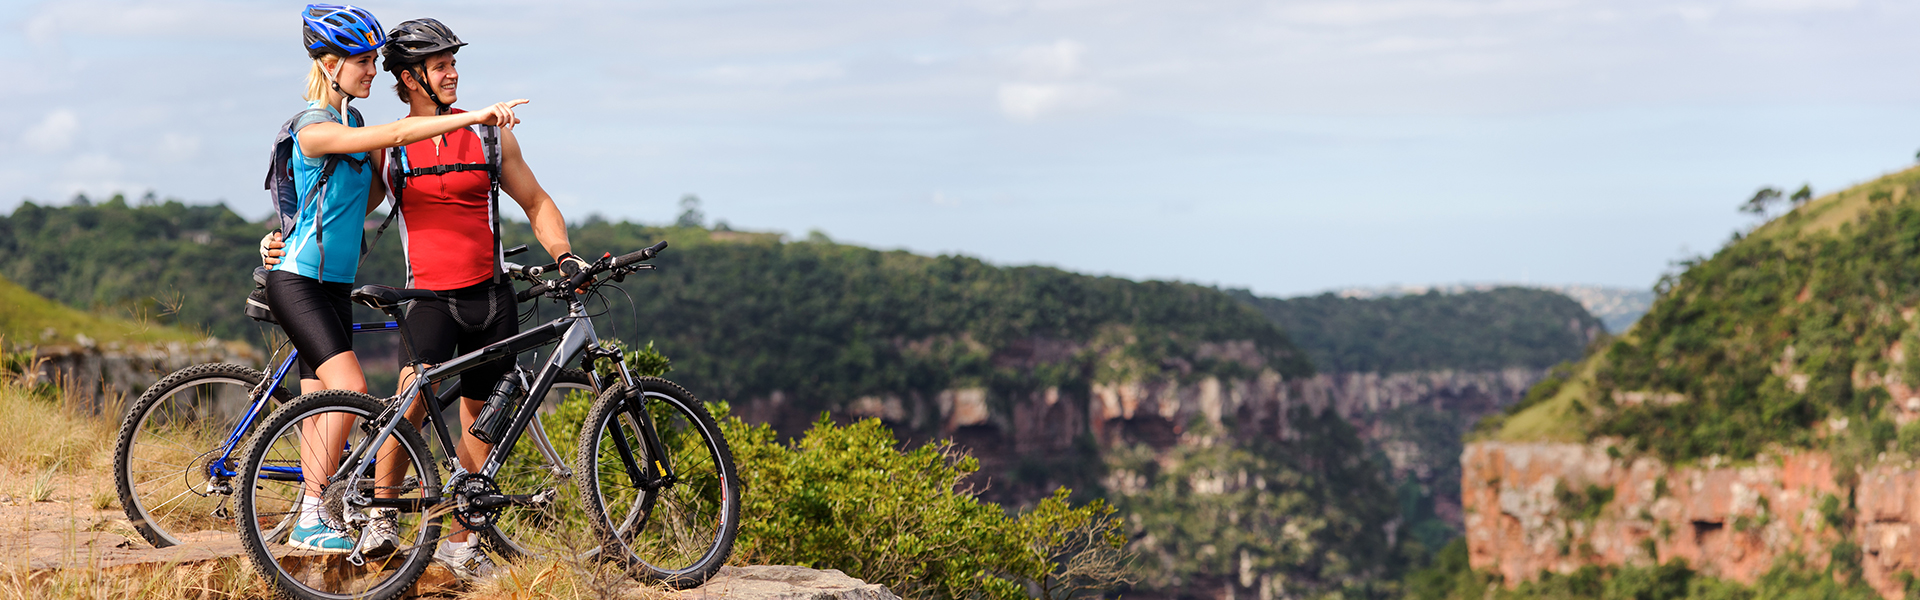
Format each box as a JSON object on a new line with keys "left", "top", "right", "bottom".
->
{"left": 3, "top": 0, "right": 1919, "bottom": 296}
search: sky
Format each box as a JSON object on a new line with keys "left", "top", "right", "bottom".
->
{"left": 3, "top": 0, "right": 1919, "bottom": 297}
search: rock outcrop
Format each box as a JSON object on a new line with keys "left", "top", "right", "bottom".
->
{"left": 1463, "top": 441, "right": 1920, "bottom": 599}
{"left": 26, "top": 337, "right": 260, "bottom": 413}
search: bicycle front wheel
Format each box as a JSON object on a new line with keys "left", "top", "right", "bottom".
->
{"left": 479, "top": 369, "right": 601, "bottom": 561}
{"left": 236, "top": 390, "right": 441, "bottom": 600}
{"left": 576, "top": 377, "right": 739, "bottom": 588}
{"left": 114, "top": 363, "right": 291, "bottom": 548}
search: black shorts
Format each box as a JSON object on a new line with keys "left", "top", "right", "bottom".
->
{"left": 401, "top": 279, "right": 518, "bottom": 401}
{"left": 264, "top": 270, "right": 354, "bottom": 380}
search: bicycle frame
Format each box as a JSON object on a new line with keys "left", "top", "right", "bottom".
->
{"left": 337, "top": 294, "right": 662, "bottom": 514}
{"left": 209, "top": 320, "right": 401, "bottom": 481}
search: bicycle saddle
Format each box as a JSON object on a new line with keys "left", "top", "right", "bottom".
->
{"left": 351, "top": 284, "right": 439, "bottom": 308}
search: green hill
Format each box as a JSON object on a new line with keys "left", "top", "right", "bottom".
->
{"left": 1493, "top": 165, "right": 1920, "bottom": 463}
{"left": 0, "top": 197, "right": 1313, "bottom": 427}
{"left": 0, "top": 272, "right": 203, "bottom": 349}
{"left": 1233, "top": 287, "right": 1605, "bottom": 374}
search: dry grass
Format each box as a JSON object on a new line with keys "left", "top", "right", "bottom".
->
{"left": 0, "top": 347, "right": 673, "bottom": 600}
{"left": 0, "top": 374, "right": 118, "bottom": 476}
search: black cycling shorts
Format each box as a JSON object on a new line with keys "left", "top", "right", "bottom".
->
{"left": 264, "top": 270, "right": 354, "bottom": 381}
{"left": 401, "top": 279, "right": 518, "bottom": 402}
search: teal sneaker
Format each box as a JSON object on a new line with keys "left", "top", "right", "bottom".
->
{"left": 289, "top": 521, "right": 355, "bottom": 553}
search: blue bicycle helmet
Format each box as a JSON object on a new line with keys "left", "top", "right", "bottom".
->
{"left": 302, "top": 4, "right": 386, "bottom": 58}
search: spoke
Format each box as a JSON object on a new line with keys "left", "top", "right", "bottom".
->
{"left": 133, "top": 431, "right": 208, "bottom": 459}
{"left": 130, "top": 455, "right": 193, "bottom": 469}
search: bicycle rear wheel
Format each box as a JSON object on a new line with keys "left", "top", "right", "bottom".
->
{"left": 114, "top": 363, "right": 291, "bottom": 548}
{"left": 236, "top": 390, "right": 441, "bottom": 600}
{"left": 478, "top": 369, "right": 602, "bottom": 561}
{"left": 576, "top": 377, "right": 739, "bottom": 588}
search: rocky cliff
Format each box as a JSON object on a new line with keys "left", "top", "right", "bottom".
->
{"left": 1462, "top": 441, "right": 1920, "bottom": 599}
{"left": 26, "top": 337, "right": 260, "bottom": 413}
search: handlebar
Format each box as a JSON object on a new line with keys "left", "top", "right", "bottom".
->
{"left": 515, "top": 241, "right": 668, "bottom": 302}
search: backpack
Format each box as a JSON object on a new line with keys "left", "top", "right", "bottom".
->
{"left": 385, "top": 123, "right": 505, "bottom": 285}
{"left": 248, "top": 106, "right": 384, "bottom": 323}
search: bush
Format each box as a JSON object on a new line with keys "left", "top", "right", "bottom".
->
{"left": 724, "top": 412, "right": 1127, "bottom": 600}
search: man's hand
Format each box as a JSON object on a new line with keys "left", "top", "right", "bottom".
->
{"left": 557, "top": 252, "right": 589, "bottom": 278}
{"left": 261, "top": 230, "right": 286, "bottom": 266}
{"left": 557, "top": 252, "right": 592, "bottom": 293}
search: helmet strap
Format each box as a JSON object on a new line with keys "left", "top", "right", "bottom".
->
{"left": 410, "top": 65, "right": 451, "bottom": 116}
{"left": 323, "top": 58, "right": 351, "bottom": 125}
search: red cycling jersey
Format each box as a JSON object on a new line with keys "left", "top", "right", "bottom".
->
{"left": 389, "top": 110, "right": 498, "bottom": 291}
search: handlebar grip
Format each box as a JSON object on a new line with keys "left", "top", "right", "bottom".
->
{"left": 516, "top": 282, "right": 550, "bottom": 302}
{"left": 612, "top": 241, "right": 669, "bottom": 269}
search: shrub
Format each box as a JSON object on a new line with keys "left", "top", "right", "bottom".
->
{"left": 724, "top": 412, "right": 1127, "bottom": 600}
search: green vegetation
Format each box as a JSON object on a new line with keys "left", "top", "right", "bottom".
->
{"left": 543, "top": 344, "right": 1128, "bottom": 600}
{"left": 1233, "top": 288, "right": 1602, "bottom": 374}
{"left": 0, "top": 272, "right": 203, "bottom": 348}
{"left": 0, "top": 194, "right": 304, "bottom": 345}
{"left": 0, "top": 197, "right": 1311, "bottom": 425}
{"left": 727, "top": 414, "right": 1126, "bottom": 600}
{"left": 1109, "top": 409, "right": 1408, "bottom": 598}
{"left": 1406, "top": 540, "right": 1883, "bottom": 600}
{"left": 1548, "top": 166, "right": 1920, "bottom": 463}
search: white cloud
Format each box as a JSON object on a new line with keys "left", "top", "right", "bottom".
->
{"left": 1012, "top": 40, "right": 1084, "bottom": 79}
{"left": 998, "top": 83, "right": 1109, "bottom": 120}
{"left": 23, "top": 109, "right": 79, "bottom": 153}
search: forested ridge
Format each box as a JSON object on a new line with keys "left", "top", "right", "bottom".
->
{"left": 0, "top": 195, "right": 1310, "bottom": 420}
{"left": 1234, "top": 288, "right": 1604, "bottom": 374}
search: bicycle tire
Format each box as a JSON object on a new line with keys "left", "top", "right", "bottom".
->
{"left": 114, "top": 362, "right": 293, "bottom": 548}
{"left": 236, "top": 390, "right": 441, "bottom": 600}
{"left": 576, "top": 377, "right": 739, "bottom": 588}
{"left": 476, "top": 368, "right": 602, "bottom": 561}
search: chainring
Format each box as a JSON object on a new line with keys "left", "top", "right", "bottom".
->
{"left": 450, "top": 473, "right": 504, "bottom": 531}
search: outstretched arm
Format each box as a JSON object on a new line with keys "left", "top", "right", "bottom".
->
{"left": 498, "top": 127, "right": 573, "bottom": 262}
{"left": 297, "top": 100, "right": 530, "bottom": 158}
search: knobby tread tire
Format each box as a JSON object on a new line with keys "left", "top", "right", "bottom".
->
{"left": 575, "top": 376, "right": 739, "bottom": 588}
{"left": 113, "top": 362, "right": 290, "bottom": 548}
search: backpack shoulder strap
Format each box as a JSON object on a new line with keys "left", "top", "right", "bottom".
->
{"left": 481, "top": 124, "right": 504, "bottom": 284}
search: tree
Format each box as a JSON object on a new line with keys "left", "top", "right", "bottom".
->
{"left": 675, "top": 194, "right": 705, "bottom": 228}
{"left": 1790, "top": 184, "right": 1813, "bottom": 206}
{"left": 1741, "top": 187, "right": 1782, "bottom": 215}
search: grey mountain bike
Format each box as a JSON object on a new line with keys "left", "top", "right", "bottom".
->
{"left": 233, "top": 242, "right": 740, "bottom": 600}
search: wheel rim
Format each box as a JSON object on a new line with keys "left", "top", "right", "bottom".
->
{"left": 588, "top": 389, "right": 734, "bottom": 577}
{"left": 124, "top": 375, "right": 258, "bottom": 547}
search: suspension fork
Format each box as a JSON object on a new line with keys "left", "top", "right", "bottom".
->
{"left": 613, "top": 360, "right": 677, "bottom": 490}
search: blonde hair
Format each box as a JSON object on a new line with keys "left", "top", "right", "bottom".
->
{"left": 303, "top": 55, "right": 342, "bottom": 103}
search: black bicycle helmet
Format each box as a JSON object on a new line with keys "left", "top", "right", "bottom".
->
{"left": 383, "top": 18, "right": 466, "bottom": 66}
{"left": 383, "top": 18, "right": 466, "bottom": 113}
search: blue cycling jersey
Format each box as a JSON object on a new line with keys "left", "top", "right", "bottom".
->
{"left": 274, "top": 101, "right": 373, "bottom": 284}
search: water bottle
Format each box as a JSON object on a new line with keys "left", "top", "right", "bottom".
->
{"left": 471, "top": 371, "right": 523, "bottom": 445}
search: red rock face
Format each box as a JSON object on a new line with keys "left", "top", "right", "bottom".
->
{"left": 1462, "top": 442, "right": 1920, "bottom": 598}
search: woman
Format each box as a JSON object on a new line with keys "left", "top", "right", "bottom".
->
{"left": 274, "top": 3, "right": 527, "bottom": 553}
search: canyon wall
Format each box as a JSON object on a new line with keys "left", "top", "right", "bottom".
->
{"left": 1464, "top": 441, "right": 1920, "bottom": 599}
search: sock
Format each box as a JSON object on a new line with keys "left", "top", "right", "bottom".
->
{"left": 297, "top": 495, "right": 325, "bottom": 529}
